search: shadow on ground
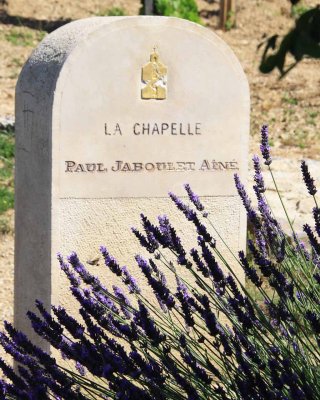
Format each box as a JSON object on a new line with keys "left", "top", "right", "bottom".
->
{"left": 0, "top": 9, "right": 72, "bottom": 32}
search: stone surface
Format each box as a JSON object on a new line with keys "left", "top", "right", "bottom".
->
{"left": 15, "top": 16, "right": 249, "bottom": 345}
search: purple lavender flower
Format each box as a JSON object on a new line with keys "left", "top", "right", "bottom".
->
{"left": 75, "top": 361, "right": 86, "bottom": 377}
{"left": 182, "top": 351, "right": 212, "bottom": 384}
{"left": 313, "top": 207, "right": 320, "bottom": 237}
{"left": 111, "top": 376, "right": 154, "bottom": 400}
{"left": 131, "top": 227, "right": 158, "bottom": 253}
{"left": 142, "top": 214, "right": 188, "bottom": 264}
{"left": 0, "top": 380, "right": 7, "bottom": 397}
{"left": 260, "top": 124, "right": 272, "bottom": 166}
{"left": 121, "top": 266, "right": 141, "bottom": 294}
{"left": 255, "top": 229, "right": 268, "bottom": 258}
{"left": 94, "top": 290, "right": 119, "bottom": 313}
{"left": 239, "top": 251, "right": 262, "bottom": 287}
{"left": 67, "top": 251, "right": 101, "bottom": 287}
{"left": 176, "top": 277, "right": 195, "bottom": 328}
{"left": 306, "top": 310, "right": 320, "bottom": 334}
{"left": 190, "top": 248, "right": 209, "bottom": 278}
{"left": 165, "top": 225, "right": 187, "bottom": 265}
{"left": 155, "top": 294, "right": 168, "bottom": 313}
{"left": 193, "top": 294, "right": 221, "bottom": 337}
{"left": 257, "top": 195, "right": 279, "bottom": 229}
{"left": 252, "top": 155, "right": 266, "bottom": 193}
{"left": 314, "top": 273, "right": 320, "bottom": 284}
{"left": 135, "top": 255, "right": 152, "bottom": 275}
{"left": 1, "top": 323, "right": 88, "bottom": 399}
{"left": 169, "top": 192, "right": 212, "bottom": 242}
{"left": 226, "top": 275, "right": 245, "bottom": 304}
{"left": 248, "top": 240, "right": 272, "bottom": 277}
{"left": 303, "top": 224, "right": 320, "bottom": 255}
{"left": 199, "top": 238, "right": 224, "bottom": 283}
{"left": 158, "top": 215, "right": 172, "bottom": 248}
{"left": 0, "top": 357, "right": 28, "bottom": 392}
{"left": 113, "top": 286, "right": 132, "bottom": 319}
{"left": 266, "top": 299, "right": 290, "bottom": 323}
{"left": 4, "top": 322, "right": 60, "bottom": 371}
{"left": 196, "top": 222, "right": 213, "bottom": 243}
{"left": 4, "top": 160, "right": 320, "bottom": 400}
{"left": 169, "top": 192, "right": 197, "bottom": 221}
{"left": 313, "top": 255, "right": 320, "bottom": 271}
{"left": 184, "top": 183, "right": 204, "bottom": 211}
{"left": 134, "top": 301, "right": 166, "bottom": 346}
{"left": 52, "top": 305, "right": 85, "bottom": 339}
{"left": 35, "top": 300, "right": 63, "bottom": 335}
{"left": 176, "top": 277, "right": 190, "bottom": 298}
{"left": 301, "top": 160, "right": 317, "bottom": 196}
{"left": 100, "top": 246, "right": 122, "bottom": 276}
{"left": 57, "top": 253, "right": 81, "bottom": 287}
{"left": 26, "top": 311, "right": 63, "bottom": 348}
{"left": 130, "top": 351, "right": 166, "bottom": 387}
{"left": 234, "top": 174, "right": 261, "bottom": 229}
{"left": 228, "top": 297, "right": 255, "bottom": 330}
{"left": 276, "top": 238, "right": 286, "bottom": 263}
{"left": 136, "top": 255, "right": 175, "bottom": 309}
{"left": 0, "top": 333, "right": 36, "bottom": 372}
{"left": 179, "top": 334, "right": 187, "bottom": 348}
{"left": 163, "top": 356, "right": 200, "bottom": 400}
{"left": 296, "top": 240, "right": 311, "bottom": 260}
{"left": 140, "top": 213, "right": 163, "bottom": 245}
{"left": 71, "top": 287, "right": 105, "bottom": 323}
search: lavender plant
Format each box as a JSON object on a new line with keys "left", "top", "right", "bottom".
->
{"left": 1, "top": 126, "right": 320, "bottom": 399}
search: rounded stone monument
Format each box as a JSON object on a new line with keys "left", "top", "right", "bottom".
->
{"left": 15, "top": 16, "right": 249, "bottom": 346}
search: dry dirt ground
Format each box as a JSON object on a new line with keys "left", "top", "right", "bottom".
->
{"left": 0, "top": 0, "right": 319, "bottom": 364}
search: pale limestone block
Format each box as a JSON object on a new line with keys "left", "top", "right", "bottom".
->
{"left": 15, "top": 16, "right": 249, "bottom": 346}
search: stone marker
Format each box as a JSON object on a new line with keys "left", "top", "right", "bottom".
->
{"left": 15, "top": 16, "right": 249, "bottom": 345}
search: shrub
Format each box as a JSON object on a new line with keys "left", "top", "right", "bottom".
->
{"left": 155, "top": 0, "right": 201, "bottom": 24}
{"left": 0, "top": 126, "right": 320, "bottom": 399}
{"left": 0, "top": 129, "right": 14, "bottom": 215}
{"left": 96, "top": 7, "right": 126, "bottom": 17}
{"left": 259, "top": 5, "right": 320, "bottom": 77}
{"left": 107, "top": 7, "right": 126, "bottom": 17}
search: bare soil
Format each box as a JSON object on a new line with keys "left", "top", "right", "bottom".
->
{"left": 0, "top": 0, "right": 319, "bottom": 364}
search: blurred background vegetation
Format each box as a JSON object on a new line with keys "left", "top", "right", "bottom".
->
{"left": 0, "top": 127, "right": 14, "bottom": 233}
{"left": 0, "top": 0, "right": 319, "bottom": 231}
{"left": 259, "top": 0, "right": 320, "bottom": 77}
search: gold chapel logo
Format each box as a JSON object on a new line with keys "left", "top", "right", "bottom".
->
{"left": 141, "top": 47, "right": 167, "bottom": 100}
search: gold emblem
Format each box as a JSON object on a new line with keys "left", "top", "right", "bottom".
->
{"left": 141, "top": 47, "right": 167, "bottom": 100}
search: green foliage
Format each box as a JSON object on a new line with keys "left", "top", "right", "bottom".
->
{"left": 155, "top": 0, "right": 201, "bottom": 23}
{"left": 4, "top": 28, "right": 46, "bottom": 47}
{"left": 0, "top": 188, "right": 14, "bottom": 215}
{"left": 0, "top": 130, "right": 14, "bottom": 214}
{"left": 225, "top": 10, "right": 236, "bottom": 31}
{"left": 5, "top": 30, "right": 32, "bottom": 46}
{"left": 282, "top": 93, "right": 298, "bottom": 105}
{"left": 259, "top": 6, "right": 320, "bottom": 78}
{"left": 107, "top": 7, "right": 126, "bottom": 16}
{"left": 292, "top": 3, "right": 312, "bottom": 19}
{"left": 95, "top": 7, "right": 126, "bottom": 16}
{"left": 307, "top": 110, "right": 318, "bottom": 126}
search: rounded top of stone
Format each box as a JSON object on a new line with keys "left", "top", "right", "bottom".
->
{"left": 18, "top": 16, "right": 248, "bottom": 91}
{"left": 15, "top": 15, "right": 250, "bottom": 205}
